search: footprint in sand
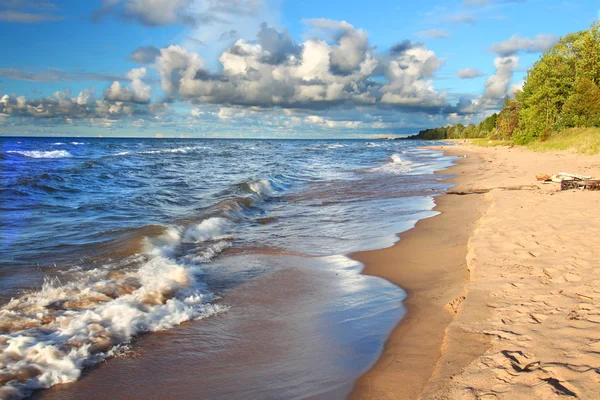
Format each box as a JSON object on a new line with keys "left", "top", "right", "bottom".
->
{"left": 564, "top": 273, "right": 582, "bottom": 282}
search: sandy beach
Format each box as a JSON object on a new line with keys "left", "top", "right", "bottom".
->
{"left": 351, "top": 143, "right": 600, "bottom": 399}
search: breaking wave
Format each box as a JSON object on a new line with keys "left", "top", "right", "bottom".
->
{"left": 6, "top": 150, "right": 72, "bottom": 159}
{"left": 247, "top": 179, "right": 275, "bottom": 196}
{"left": 367, "top": 154, "right": 415, "bottom": 174}
{"left": 0, "top": 174, "right": 286, "bottom": 398}
{"left": 0, "top": 224, "right": 229, "bottom": 398}
{"left": 112, "top": 146, "right": 209, "bottom": 157}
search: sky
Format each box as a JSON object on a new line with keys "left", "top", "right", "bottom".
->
{"left": 0, "top": 0, "right": 597, "bottom": 138}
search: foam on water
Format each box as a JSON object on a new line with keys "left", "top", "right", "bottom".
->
{"left": 6, "top": 150, "right": 71, "bottom": 159}
{"left": 183, "top": 218, "right": 232, "bottom": 243}
{"left": 247, "top": 179, "right": 275, "bottom": 196}
{"left": 368, "top": 154, "right": 415, "bottom": 174}
{"left": 0, "top": 138, "right": 456, "bottom": 398}
{"left": 112, "top": 146, "right": 208, "bottom": 157}
{"left": 0, "top": 225, "right": 228, "bottom": 398}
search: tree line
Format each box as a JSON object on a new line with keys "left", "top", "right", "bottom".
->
{"left": 407, "top": 23, "right": 600, "bottom": 143}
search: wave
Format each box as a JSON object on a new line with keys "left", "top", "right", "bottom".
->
{"left": 183, "top": 217, "right": 231, "bottom": 244}
{"left": 0, "top": 220, "right": 231, "bottom": 398}
{"left": 0, "top": 174, "right": 286, "bottom": 397}
{"left": 112, "top": 146, "right": 208, "bottom": 158}
{"left": 364, "top": 154, "right": 418, "bottom": 175}
{"left": 247, "top": 179, "right": 275, "bottom": 196}
{"left": 52, "top": 142, "right": 84, "bottom": 146}
{"left": 6, "top": 150, "right": 72, "bottom": 159}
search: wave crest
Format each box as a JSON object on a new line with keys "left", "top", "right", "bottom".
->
{"left": 7, "top": 150, "right": 72, "bottom": 159}
{"left": 0, "top": 230, "right": 227, "bottom": 397}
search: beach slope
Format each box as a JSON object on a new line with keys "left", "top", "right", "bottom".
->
{"left": 352, "top": 144, "right": 600, "bottom": 399}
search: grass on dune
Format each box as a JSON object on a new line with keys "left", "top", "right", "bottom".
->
{"left": 447, "top": 138, "right": 512, "bottom": 147}
{"left": 527, "top": 128, "right": 600, "bottom": 155}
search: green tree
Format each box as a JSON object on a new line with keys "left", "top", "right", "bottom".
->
{"left": 496, "top": 98, "right": 520, "bottom": 139}
{"left": 514, "top": 23, "right": 600, "bottom": 143}
{"left": 575, "top": 24, "right": 600, "bottom": 84}
{"left": 562, "top": 78, "right": 600, "bottom": 127}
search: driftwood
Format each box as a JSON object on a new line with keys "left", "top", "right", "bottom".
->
{"left": 448, "top": 185, "right": 539, "bottom": 195}
{"left": 535, "top": 171, "right": 600, "bottom": 190}
{"left": 559, "top": 172, "right": 592, "bottom": 180}
{"left": 561, "top": 180, "right": 600, "bottom": 191}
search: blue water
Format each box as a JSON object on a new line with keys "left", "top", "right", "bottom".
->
{"left": 0, "top": 137, "right": 454, "bottom": 398}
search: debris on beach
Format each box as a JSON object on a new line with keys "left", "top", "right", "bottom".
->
{"left": 561, "top": 179, "right": 600, "bottom": 190}
{"left": 535, "top": 172, "right": 599, "bottom": 190}
{"left": 535, "top": 174, "right": 551, "bottom": 181}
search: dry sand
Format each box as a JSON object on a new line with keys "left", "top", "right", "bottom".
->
{"left": 351, "top": 143, "right": 600, "bottom": 400}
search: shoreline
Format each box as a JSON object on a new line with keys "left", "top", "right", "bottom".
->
{"left": 349, "top": 146, "right": 487, "bottom": 399}
{"left": 351, "top": 143, "right": 600, "bottom": 399}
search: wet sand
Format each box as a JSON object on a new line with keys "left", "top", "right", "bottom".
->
{"left": 352, "top": 143, "right": 600, "bottom": 400}
{"left": 35, "top": 253, "right": 405, "bottom": 400}
{"left": 349, "top": 148, "right": 486, "bottom": 400}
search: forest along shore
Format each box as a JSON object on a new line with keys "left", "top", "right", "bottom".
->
{"left": 352, "top": 143, "right": 600, "bottom": 400}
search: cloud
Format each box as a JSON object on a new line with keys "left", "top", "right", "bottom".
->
{"left": 255, "top": 22, "right": 302, "bottom": 65}
{"left": 1, "top": 90, "right": 132, "bottom": 120}
{"left": 104, "top": 67, "right": 152, "bottom": 103}
{"left": 508, "top": 80, "right": 524, "bottom": 96}
{"left": 128, "top": 46, "right": 161, "bottom": 63}
{"left": 490, "top": 34, "right": 558, "bottom": 56}
{"left": 154, "top": 21, "right": 445, "bottom": 110}
{"left": 457, "top": 68, "right": 485, "bottom": 79}
{"left": 93, "top": 0, "right": 266, "bottom": 27}
{"left": 206, "top": 0, "right": 264, "bottom": 16}
{"left": 219, "top": 30, "right": 239, "bottom": 41}
{"left": 389, "top": 40, "right": 423, "bottom": 57}
{"left": 380, "top": 45, "right": 445, "bottom": 108}
{"left": 483, "top": 56, "right": 518, "bottom": 99}
{"left": 457, "top": 56, "right": 519, "bottom": 114}
{"left": 445, "top": 14, "right": 477, "bottom": 24}
{"left": 303, "top": 19, "right": 370, "bottom": 76}
{"left": 2, "top": 19, "right": 455, "bottom": 132}
{"left": 416, "top": 29, "right": 452, "bottom": 39}
{"left": 93, "top": 0, "right": 193, "bottom": 26}
{"left": 0, "top": 0, "right": 64, "bottom": 23}
{"left": 0, "top": 68, "right": 157, "bottom": 84}
{"left": 0, "top": 10, "right": 63, "bottom": 22}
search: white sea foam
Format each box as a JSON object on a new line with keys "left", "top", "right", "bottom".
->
{"left": 0, "top": 227, "right": 227, "bottom": 398}
{"left": 248, "top": 179, "right": 274, "bottom": 196}
{"left": 391, "top": 154, "right": 411, "bottom": 165}
{"left": 111, "top": 146, "right": 207, "bottom": 158}
{"left": 183, "top": 218, "right": 231, "bottom": 243}
{"left": 369, "top": 154, "right": 415, "bottom": 175}
{"left": 7, "top": 150, "right": 72, "bottom": 159}
{"left": 52, "top": 142, "right": 83, "bottom": 146}
{"left": 184, "top": 240, "right": 232, "bottom": 264}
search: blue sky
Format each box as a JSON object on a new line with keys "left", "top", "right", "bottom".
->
{"left": 0, "top": 0, "right": 597, "bottom": 138}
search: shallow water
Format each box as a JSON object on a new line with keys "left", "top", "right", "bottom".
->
{"left": 0, "top": 138, "right": 454, "bottom": 398}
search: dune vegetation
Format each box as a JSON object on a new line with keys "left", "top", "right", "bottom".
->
{"left": 409, "top": 23, "right": 600, "bottom": 154}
